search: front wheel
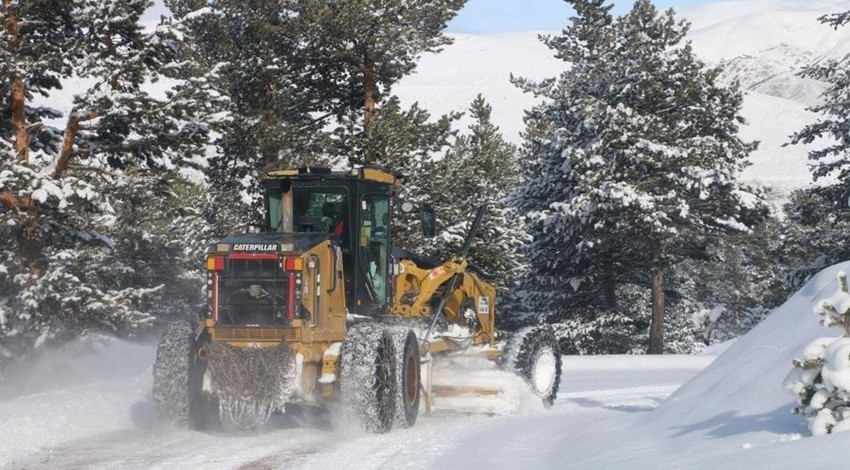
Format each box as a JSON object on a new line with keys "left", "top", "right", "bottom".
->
{"left": 503, "top": 326, "right": 562, "bottom": 406}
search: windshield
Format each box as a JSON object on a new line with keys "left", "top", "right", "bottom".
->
{"left": 292, "top": 187, "right": 348, "bottom": 235}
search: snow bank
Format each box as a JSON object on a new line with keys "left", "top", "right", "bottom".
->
{"left": 651, "top": 261, "right": 849, "bottom": 434}
{"left": 631, "top": 260, "right": 850, "bottom": 466}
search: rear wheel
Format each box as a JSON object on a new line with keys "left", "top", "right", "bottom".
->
{"left": 340, "top": 324, "right": 398, "bottom": 433}
{"left": 390, "top": 329, "right": 420, "bottom": 428}
{"left": 504, "top": 326, "right": 561, "bottom": 406}
{"left": 153, "top": 320, "right": 206, "bottom": 428}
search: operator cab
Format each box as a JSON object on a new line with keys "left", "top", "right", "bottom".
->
{"left": 264, "top": 167, "right": 399, "bottom": 316}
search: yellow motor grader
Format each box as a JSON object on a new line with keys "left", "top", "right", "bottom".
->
{"left": 153, "top": 167, "right": 561, "bottom": 432}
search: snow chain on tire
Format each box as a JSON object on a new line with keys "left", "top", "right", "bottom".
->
{"left": 503, "top": 326, "right": 562, "bottom": 406}
{"left": 205, "top": 341, "right": 296, "bottom": 433}
{"left": 340, "top": 323, "right": 398, "bottom": 433}
{"left": 388, "top": 327, "right": 421, "bottom": 428}
{"left": 153, "top": 320, "right": 199, "bottom": 428}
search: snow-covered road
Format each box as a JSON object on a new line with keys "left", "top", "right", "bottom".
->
{"left": 0, "top": 351, "right": 712, "bottom": 469}
{"left": 13, "top": 257, "right": 850, "bottom": 469}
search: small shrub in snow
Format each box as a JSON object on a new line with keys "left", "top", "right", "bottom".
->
{"left": 785, "top": 271, "right": 850, "bottom": 435}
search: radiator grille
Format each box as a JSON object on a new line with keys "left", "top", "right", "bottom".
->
{"left": 217, "top": 256, "right": 290, "bottom": 326}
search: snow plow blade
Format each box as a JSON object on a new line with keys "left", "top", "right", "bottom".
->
{"left": 422, "top": 357, "right": 525, "bottom": 415}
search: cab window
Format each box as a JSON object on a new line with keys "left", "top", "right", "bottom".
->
{"left": 359, "top": 194, "right": 390, "bottom": 305}
{"left": 291, "top": 188, "right": 348, "bottom": 245}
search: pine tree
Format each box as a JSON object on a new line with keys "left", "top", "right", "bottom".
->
{"left": 781, "top": 189, "right": 850, "bottom": 289}
{"left": 167, "top": 0, "right": 350, "bottom": 225}
{"left": 428, "top": 95, "right": 528, "bottom": 293}
{"left": 785, "top": 271, "right": 850, "bottom": 436}
{"left": 513, "top": 0, "right": 767, "bottom": 354}
{"left": 300, "top": 0, "right": 467, "bottom": 163}
{"left": 57, "top": 0, "right": 223, "bottom": 176}
{"left": 0, "top": 0, "right": 80, "bottom": 160}
{"left": 511, "top": 0, "right": 617, "bottom": 329}
{"left": 673, "top": 217, "right": 788, "bottom": 347}
{"left": 787, "top": 3, "right": 850, "bottom": 278}
{"left": 0, "top": 3, "right": 217, "bottom": 355}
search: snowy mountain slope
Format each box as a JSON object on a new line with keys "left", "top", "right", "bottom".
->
{"left": 394, "top": 32, "right": 562, "bottom": 146}
{"left": 394, "top": 0, "right": 850, "bottom": 203}
{"left": 718, "top": 44, "right": 825, "bottom": 106}
{"left": 737, "top": 91, "right": 824, "bottom": 196}
{"left": 685, "top": 0, "right": 850, "bottom": 64}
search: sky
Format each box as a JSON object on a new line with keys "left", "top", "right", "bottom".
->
{"left": 143, "top": 0, "right": 721, "bottom": 34}
{"left": 446, "top": 0, "right": 717, "bottom": 33}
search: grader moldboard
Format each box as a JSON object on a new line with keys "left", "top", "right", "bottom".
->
{"left": 153, "top": 167, "right": 562, "bottom": 433}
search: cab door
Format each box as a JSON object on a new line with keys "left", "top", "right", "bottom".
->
{"left": 354, "top": 189, "right": 391, "bottom": 313}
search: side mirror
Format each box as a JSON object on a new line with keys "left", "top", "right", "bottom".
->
{"left": 422, "top": 205, "right": 436, "bottom": 238}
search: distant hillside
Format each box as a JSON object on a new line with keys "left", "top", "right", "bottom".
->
{"left": 395, "top": 0, "right": 850, "bottom": 205}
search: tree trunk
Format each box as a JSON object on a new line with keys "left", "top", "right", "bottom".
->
{"left": 603, "top": 264, "right": 617, "bottom": 309}
{"left": 10, "top": 78, "right": 27, "bottom": 160}
{"left": 648, "top": 261, "right": 665, "bottom": 354}
{"left": 263, "top": 146, "right": 278, "bottom": 168}
{"left": 262, "top": 81, "right": 278, "bottom": 168}
{"left": 4, "top": 1, "right": 27, "bottom": 160}
{"left": 363, "top": 50, "right": 377, "bottom": 164}
{"left": 54, "top": 114, "right": 82, "bottom": 178}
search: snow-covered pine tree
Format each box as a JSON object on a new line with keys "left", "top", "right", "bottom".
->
{"left": 679, "top": 218, "right": 789, "bottom": 345}
{"left": 787, "top": 4, "right": 850, "bottom": 281}
{"left": 0, "top": 2, "right": 217, "bottom": 360}
{"left": 1, "top": 1, "right": 89, "bottom": 350}
{"left": 511, "top": 0, "right": 620, "bottom": 336}
{"left": 781, "top": 189, "right": 850, "bottom": 289}
{"left": 167, "top": 0, "right": 347, "bottom": 225}
{"left": 299, "top": 0, "right": 467, "bottom": 164}
{"left": 786, "top": 271, "right": 850, "bottom": 436}
{"left": 0, "top": 0, "right": 80, "bottom": 160}
{"left": 428, "top": 95, "right": 529, "bottom": 302}
{"left": 58, "top": 0, "right": 223, "bottom": 174}
{"left": 96, "top": 171, "right": 210, "bottom": 325}
{"left": 513, "top": 0, "right": 767, "bottom": 354}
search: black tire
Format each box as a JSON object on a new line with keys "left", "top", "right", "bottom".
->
{"left": 390, "top": 328, "right": 420, "bottom": 428}
{"left": 503, "top": 326, "right": 562, "bottom": 407}
{"left": 153, "top": 320, "right": 206, "bottom": 428}
{"left": 340, "top": 324, "right": 398, "bottom": 433}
